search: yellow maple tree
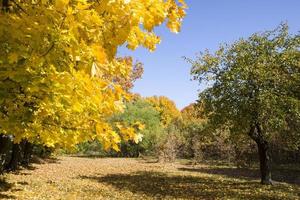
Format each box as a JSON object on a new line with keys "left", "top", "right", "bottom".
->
{"left": 0, "top": 0, "right": 186, "bottom": 150}
{"left": 146, "top": 96, "right": 181, "bottom": 126}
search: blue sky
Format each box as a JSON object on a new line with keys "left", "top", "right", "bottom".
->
{"left": 118, "top": 0, "right": 300, "bottom": 109}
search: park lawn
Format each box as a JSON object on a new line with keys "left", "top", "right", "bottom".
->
{"left": 0, "top": 157, "right": 299, "bottom": 200}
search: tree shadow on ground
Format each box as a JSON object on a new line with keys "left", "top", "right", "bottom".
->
{"left": 0, "top": 157, "right": 57, "bottom": 199}
{"left": 78, "top": 171, "right": 295, "bottom": 200}
{"left": 68, "top": 154, "right": 106, "bottom": 159}
{"left": 137, "top": 157, "right": 159, "bottom": 164}
{"left": 178, "top": 166, "right": 300, "bottom": 185}
{"left": 30, "top": 156, "right": 61, "bottom": 165}
{"left": 10, "top": 157, "right": 60, "bottom": 176}
{"left": 22, "top": 165, "right": 37, "bottom": 171}
{"left": 0, "top": 178, "right": 16, "bottom": 199}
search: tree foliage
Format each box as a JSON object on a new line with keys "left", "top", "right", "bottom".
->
{"left": 189, "top": 24, "right": 300, "bottom": 147}
{"left": 110, "top": 97, "right": 164, "bottom": 156}
{"left": 146, "top": 96, "right": 181, "bottom": 126}
{"left": 0, "top": 0, "right": 186, "bottom": 150}
{"left": 188, "top": 24, "right": 300, "bottom": 183}
{"left": 181, "top": 103, "right": 206, "bottom": 125}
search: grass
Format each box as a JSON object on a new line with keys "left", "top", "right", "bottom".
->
{"left": 0, "top": 156, "right": 299, "bottom": 199}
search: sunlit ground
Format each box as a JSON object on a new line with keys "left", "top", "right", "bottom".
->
{"left": 0, "top": 157, "right": 299, "bottom": 200}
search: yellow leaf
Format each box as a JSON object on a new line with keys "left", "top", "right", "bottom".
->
{"left": 112, "top": 143, "right": 120, "bottom": 151}
{"left": 55, "top": 0, "right": 69, "bottom": 10}
{"left": 8, "top": 53, "right": 18, "bottom": 64}
{"left": 92, "top": 45, "right": 107, "bottom": 64}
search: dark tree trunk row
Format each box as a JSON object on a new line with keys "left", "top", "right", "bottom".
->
{"left": 2, "top": 0, "right": 9, "bottom": 12}
{"left": 0, "top": 135, "right": 34, "bottom": 173}
{"left": 0, "top": 134, "right": 12, "bottom": 172}
{"left": 7, "top": 142, "right": 24, "bottom": 171}
{"left": 22, "top": 141, "right": 33, "bottom": 166}
{"left": 248, "top": 123, "right": 272, "bottom": 185}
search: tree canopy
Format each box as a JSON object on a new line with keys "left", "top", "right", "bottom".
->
{"left": 188, "top": 24, "right": 300, "bottom": 184}
{"left": 146, "top": 96, "right": 181, "bottom": 126}
{"left": 0, "top": 0, "right": 187, "bottom": 150}
{"left": 110, "top": 97, "right": 164, "bottom": 155}
{"left": 189, "top": 24, "right": 299, "bottom": 146}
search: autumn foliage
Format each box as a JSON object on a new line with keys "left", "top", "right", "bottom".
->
{"left": 1, "top": 1, "right": 299, "bottom": 197}
{"left": 146, "top": 96, "right": 181, "bottom": 126}
{"left": 0, "top": 0, "right": 186, "bottom": 150}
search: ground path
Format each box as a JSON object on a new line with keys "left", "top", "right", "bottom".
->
{"left": 0, "top": 157, "right": 299, "bottom": 199}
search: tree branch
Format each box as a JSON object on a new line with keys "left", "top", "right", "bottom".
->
{"left": 40, "top": 16, "right": 66, "bottom": 57}
{"left": 11, "top": 0, "right": 28, "bottom": 15}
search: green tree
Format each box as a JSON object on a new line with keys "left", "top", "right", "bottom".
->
{"left": 110, "top": 97, "right": 164, "bottom": 156}
{"left": 188, "top": 24, "right": 300, "bottom": 184}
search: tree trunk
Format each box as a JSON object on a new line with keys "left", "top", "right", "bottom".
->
{"left": 0, "top": 134, "right": 13, "bottom": 173}
{"left": 2, "top": 0, "right": 9, "bottom": 12}
{"left": 256, "top": 140, "right": 272, "bottom": 184}
{"left": 248, "top": 123, "right": 273, "bottom": 185}
{"left": 21, "top": 141, "right": 33, "bottom": 166}
{"left": 6, "top": 142, "right": 24, "bottom": 171}
{"left": 0, "top": 134, "right": 11, "bottom": 157}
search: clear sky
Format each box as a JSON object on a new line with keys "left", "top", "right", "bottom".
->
{"left": 118, "top": 0, "right": 300, "bottom": 109}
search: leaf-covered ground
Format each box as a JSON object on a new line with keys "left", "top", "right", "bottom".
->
{"left": 0, "top": 157, "right": 299, "bottom": 200}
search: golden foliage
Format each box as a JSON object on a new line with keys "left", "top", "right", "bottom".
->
{"left": 181, "top": 103, "right": 206, "bottom": 125}
{"left": 146, "top": 96, "right": 181, "bottom": 126}
{"left": 0, "top": 0, "right": 186, "bottom": 150}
